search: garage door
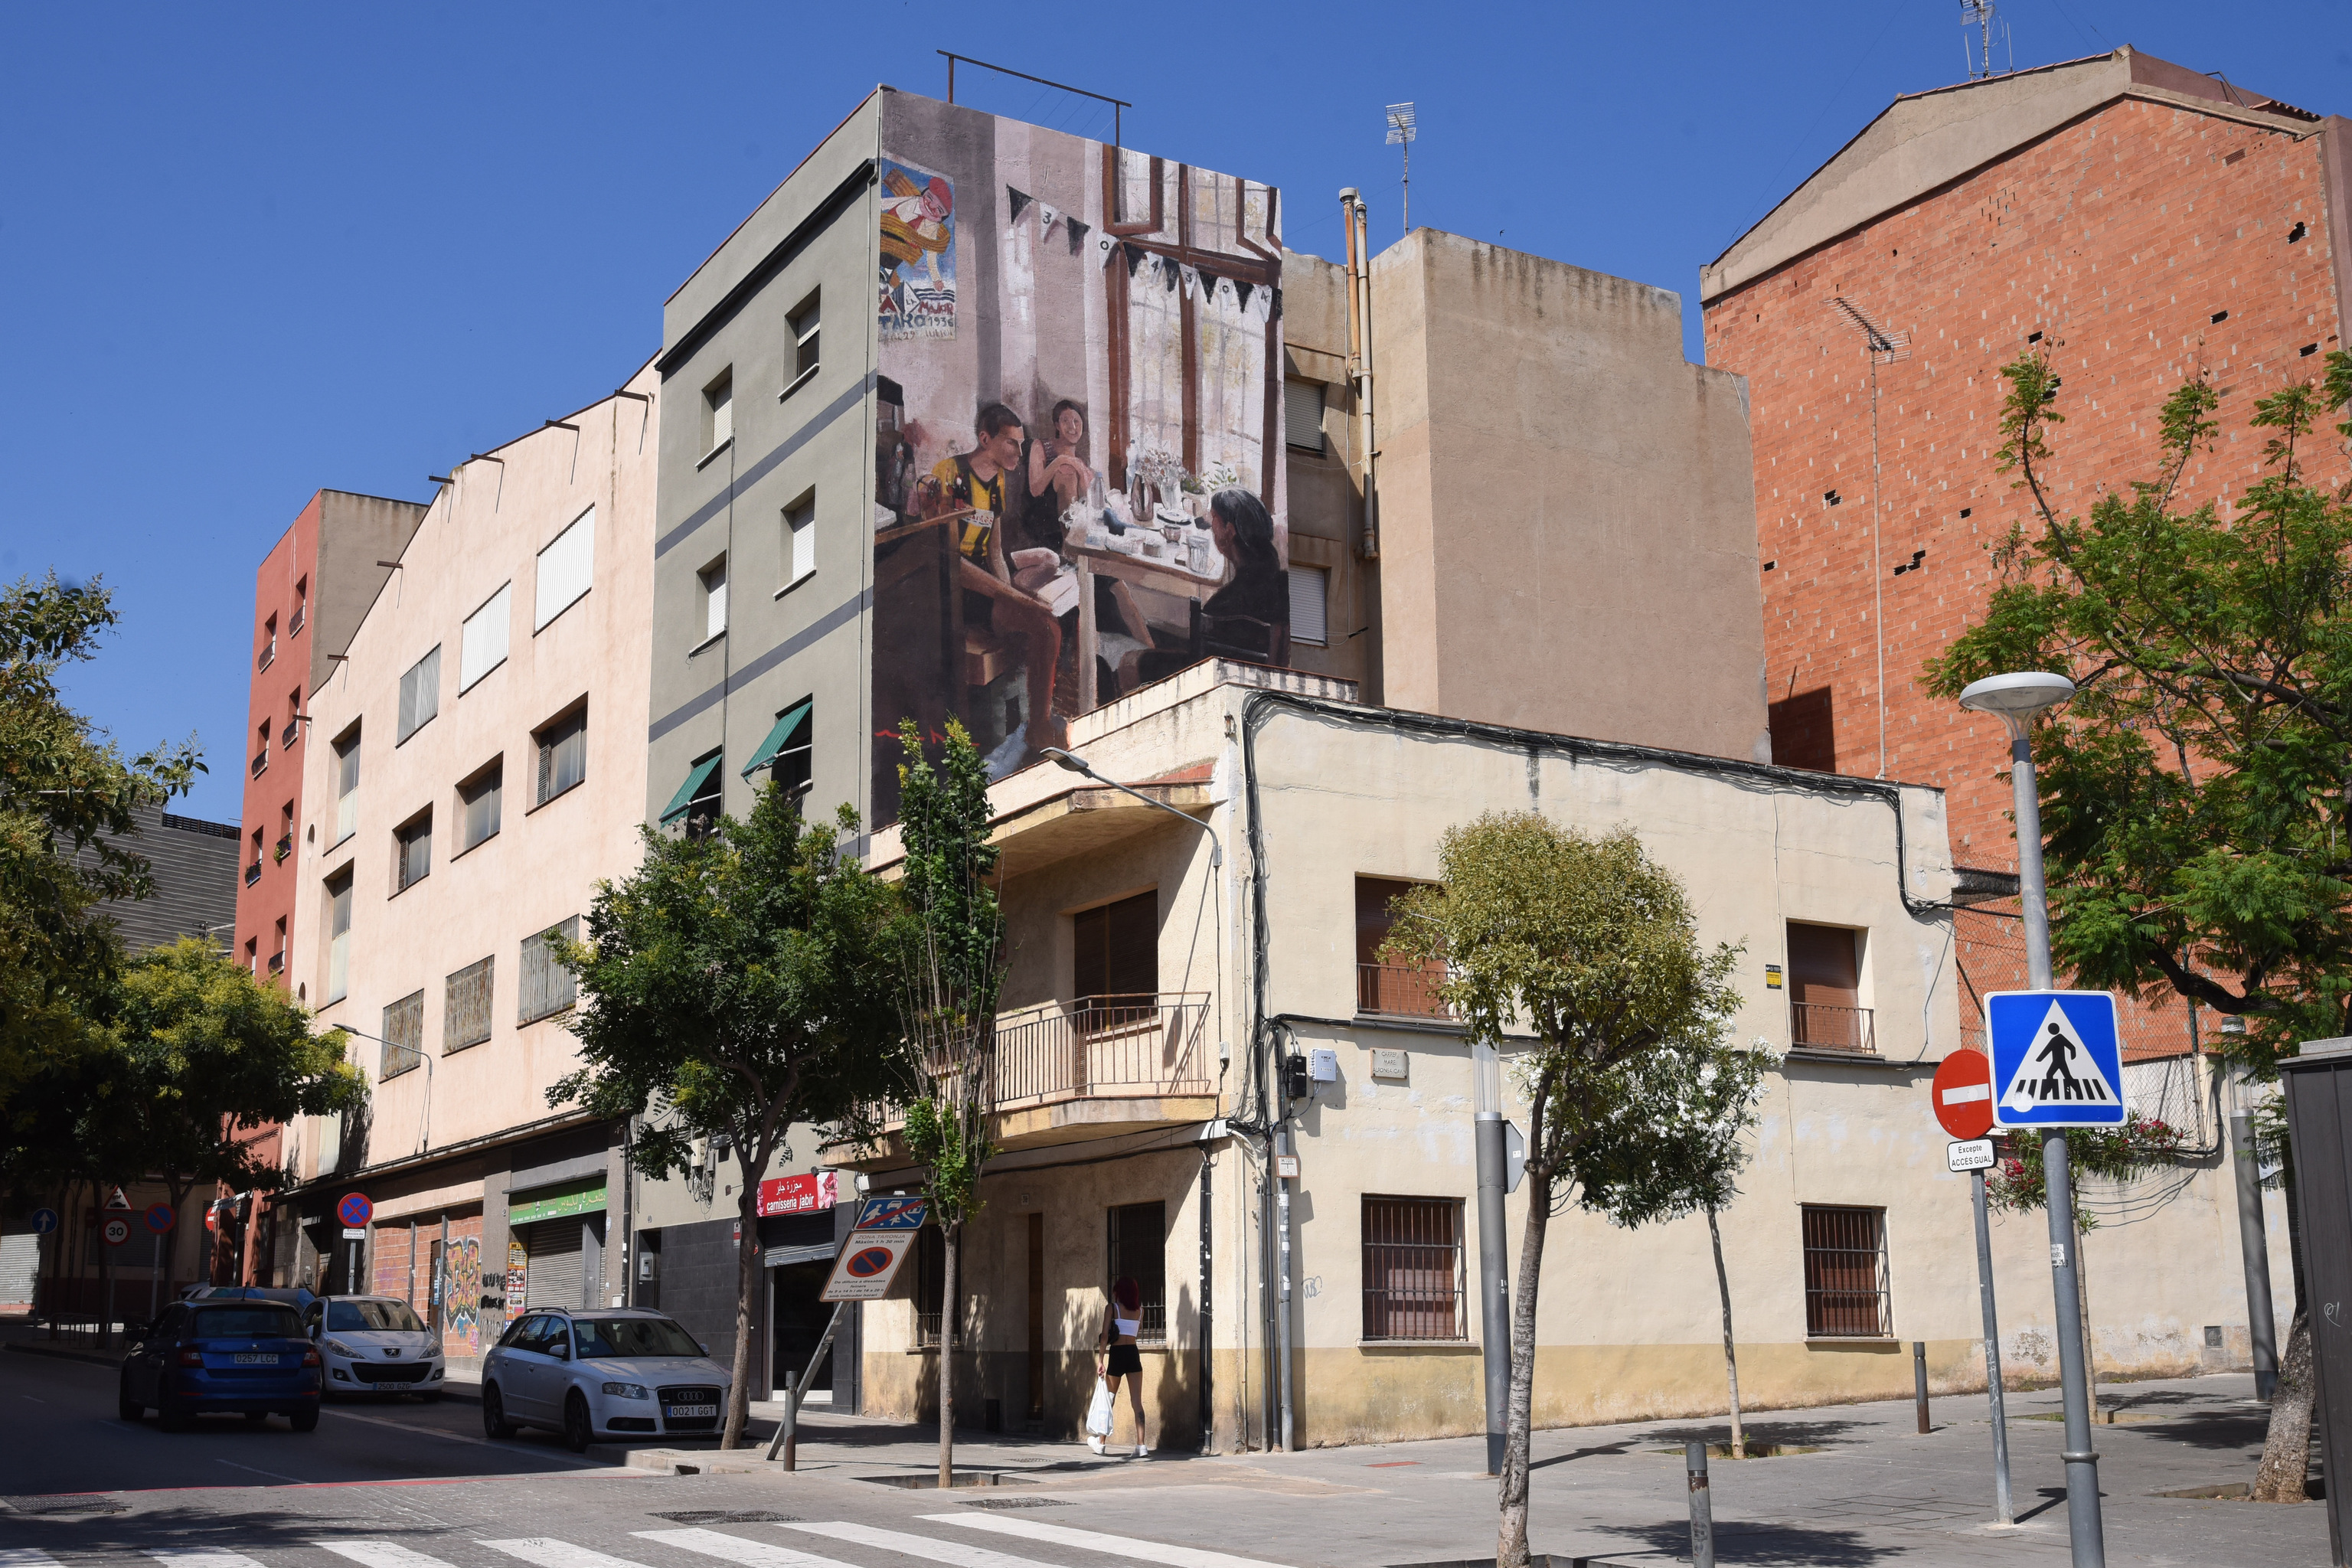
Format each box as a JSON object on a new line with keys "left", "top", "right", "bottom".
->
{"left": 518, "top": 1219, "right": 583, "bottom": 1314}
{"left": 0, "top": 1233, "right": 38, "bottom": 1309}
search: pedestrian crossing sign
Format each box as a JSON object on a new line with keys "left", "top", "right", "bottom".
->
{"left": 1987, "top": 990, "right": 2126, "bottom": 1129}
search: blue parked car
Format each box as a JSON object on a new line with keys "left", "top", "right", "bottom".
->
{"left": 119, "top": 1297, "right": 322, "bottom": 1431}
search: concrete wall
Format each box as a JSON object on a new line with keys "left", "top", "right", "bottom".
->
{"left": 1278, "top": 249, "right": 1374, "bottom": 696}
{"left": 1367, "top": 231, "right": 1770, "bottom": 761}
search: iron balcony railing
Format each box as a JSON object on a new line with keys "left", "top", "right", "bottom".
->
{"left": 281, "top": 719, "right": 299, "bottom": 749}
{"left": 1357, "top": 962, "right": 1452, "bottom": 1019}
{"left": 289, "top": 606, "right": 305, "bottom": 637}
{"left": 256, "top": 640, "right": 275, "bottom": 672}
{"left": 1792, "top": 1001, "right": 1877, "bottom": 1055}
{"left": 244, "top": 862, "right": 263, "bottom": 887}
{"left": 250, "top": 747, "right": 268, "bottom": 778}
{"left": 869, "top": 994, "right": 1214, "bottom": 1138}
{"left": 267, "top": 952, "right": 285, "bottom": 975}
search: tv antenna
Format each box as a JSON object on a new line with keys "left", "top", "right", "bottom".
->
{"left": 1385, "top": 102, "right": 1416, "bottom": 234}
{"left": 1959, "top": 0, "right": 2001, "bottom": 80}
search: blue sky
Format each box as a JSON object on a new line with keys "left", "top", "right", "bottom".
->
{"left": 5, "top": 2, "right": 2346, "bottom": 825}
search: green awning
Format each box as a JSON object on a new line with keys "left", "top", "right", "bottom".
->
{"left": 741, "top": 699, "right": 813, "bottom": 778}
{"left": 508, "top": 1174, "right": 606, "bottom": 1226}
{"left": 659, "top": 752, "right": 724, "bottom": 825}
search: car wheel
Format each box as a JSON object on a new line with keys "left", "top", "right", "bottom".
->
{"left": 118, "top": 1375, "right": 142, "bottom": 1422}
{"left": 562, "top": 1390, "right": 593, "bottom": 1453}
{"left": 157, "top": 1397, "right": 193, "bottom": 1432}
{"left": 289, "top": 1406, "right": 319, "bottom": 1433}
{"left": 482, "top": 1383, "right": 518, "bottom": 1439}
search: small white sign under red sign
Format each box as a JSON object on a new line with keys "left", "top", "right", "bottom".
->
{"left": 757, "top": 1170, "right": 838, "bottom": 1218}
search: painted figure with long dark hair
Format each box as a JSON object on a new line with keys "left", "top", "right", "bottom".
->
{"left": 1119, "top": 486, "right": 1289, "bottom": 693}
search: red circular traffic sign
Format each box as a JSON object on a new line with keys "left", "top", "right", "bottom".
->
{"left": 101, "top": 1217, "right": 132, "bottom": 1247}
{"left": 844, "top": 1246, "right": 895, "bottom": 1279}
{"left": 144, "top": 1203, "right": 175, "bottom": 1234}
{"left": 338, "top": 1192, "right": 374, "bottom": 1228}
{"left": 1932, "top": 1049, "right": 1995, "bottom": 1140}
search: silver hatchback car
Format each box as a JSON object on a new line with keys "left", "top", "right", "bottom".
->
{"left": 481, "top": 1307, "right": 728, "bottom": 1452}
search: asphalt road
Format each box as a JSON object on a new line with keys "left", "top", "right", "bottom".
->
{"left": 0, "top": 1345, "right": 609, "bottom": 1495}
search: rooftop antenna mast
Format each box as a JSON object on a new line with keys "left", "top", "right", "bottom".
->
{"left": 1384, "top": 102, "right": 1416, "bottom": 235}
{"left": 1960, "top": 0, "right": 1996, "bottom": 80}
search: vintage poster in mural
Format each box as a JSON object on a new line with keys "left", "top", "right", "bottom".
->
{"left": 442, "top": 1235, "right": 481, "bottom": 1351}
{"left": 871, "top": 97, "right": 1286, "bottom": 817}
{"left": 505, "top": 1239, "right": 528, "bottom": 1326}
{"left": 879, "top": 158, "right": 956, "bottom": 341}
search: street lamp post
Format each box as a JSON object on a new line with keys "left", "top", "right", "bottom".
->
{"left": 1958, "top": 671, "right": 2103, "bottom": 1567}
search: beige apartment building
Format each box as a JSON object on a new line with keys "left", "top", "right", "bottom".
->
{"left": 279, "top": 367, "right": 658, "bottom": 1370}
{"left": 832, "top": 662, "right": 2295, "bottom": 1449}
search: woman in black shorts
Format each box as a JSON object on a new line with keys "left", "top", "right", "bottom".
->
{"left": 1092, "top": 1276, "right": 1148, "bottom": 1456}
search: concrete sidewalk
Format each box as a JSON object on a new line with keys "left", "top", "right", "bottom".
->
{"left": 596, "top": 1373, "right": 2328, "bottom": 1566}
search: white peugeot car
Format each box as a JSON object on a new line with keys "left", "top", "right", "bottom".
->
{"left": 481, "top": 1306, "right": 727, "bottom": 1452}
{"left": 301, "top": 1295, "right": 445, "bottom": 1400}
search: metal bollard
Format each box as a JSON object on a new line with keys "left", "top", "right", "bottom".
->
{"left": 781, "top": 1371, "right": 798, "bottom": 1472}
{"left": 1913, "top": 1341, "right": 1931, "bottom": 1434}
{"left": 1685, "top": 1441, "right": 1716, "bottom": 1568}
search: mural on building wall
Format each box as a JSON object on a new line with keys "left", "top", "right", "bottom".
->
{"left": 505, "top": 1239, "right": 528, "bottom": 1327}
{"left": 871, "top": 97, "right": 1287, "bottom": 817}
{"left": 443, "top": 1236, "right": 481, "bottom": 1351}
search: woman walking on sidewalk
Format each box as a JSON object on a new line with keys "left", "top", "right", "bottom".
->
{"left": 1089, "top": 1277, "right": 1149, "bottom": 1456}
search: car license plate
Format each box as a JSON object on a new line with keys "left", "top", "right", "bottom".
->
{"left": 233, "top": 1353, "right": 276, "bottom": 1364}
{"left": 665, "top": 1403, "right": 717, "bottom": 1418}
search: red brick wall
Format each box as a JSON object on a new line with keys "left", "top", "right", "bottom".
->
{"left": 1706, "top": 96, "right": 2346, "bottom": 1057}
{"left": 366, "top": 1211, "right": 487, "bottom": 1356}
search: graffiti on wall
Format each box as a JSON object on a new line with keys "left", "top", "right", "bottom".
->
{"left": 506, "top": 1239, "right": 528, "bottom": 1327}
{"left": 442, "top": 1236, "right": 481, "bottom": 1351}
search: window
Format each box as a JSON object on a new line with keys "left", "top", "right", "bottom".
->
{"left": 1073, "top": 890, "right": 1157, "bottom": 1005}
{"left": 244, "top": 936, "right": 259, "bottom": 975}
{"left": 247, "top": 828, "right": 264, "bottom": 886}
{"left": 458, "top": 761, "right": 502, "bottom": 853}
{"left": 534, "top": 706, "right": 587, "bottom": 806}
{"left": 397, "top": 646, "right": 441, "bottom": 743}
{"left": 660, "top": 750, "right": 724, "bottom": 840}
{"left": 535, "top": 507, "right": 595, "bottom": 631}
{"left": 381, "top": 990, "right": 425, "bottom": 1080}
{"left": 285, "top": 689, "right": 303, "bottom": 750}
{"left": 698, "top": 556, "right": 728, "bottom": 642}
{"left": 1802, "top": 1206, "right": 1892, "bottom": 1337}
{"left": 395, "top": 808, "right": 432, "bottom": 892}
{"left": 784, "top": 495, "right": 816, "bottom": 586}
{"left": 276, "top": 802, "right": 295, "bottom": 862}
{"left": 1787, "top": 923, "right": 1873, "bottom": 1053}
{"left": 1361, "top": 1197, "right": 1465, "bottom": 1341}
{"left": 1106, "top": 1201, "right": 1168, "bottom": 1345}
{"left": 258, "top": 614, "right": 278, "bottom": 671}
{"left": 1288, "top": 564, "right": 1329, "bottom": 646}
{"left": 1355, "top": 877, "right": 1448, "bottom": 1018}
{"left": 519, "top": 916, "right": 580, "bottom": 1024}
{"left": 743, "top": 699, "right": 812, "bottom": 797}
{"left": 913, "top": 1225, "right": 963, "bottom": 1348}
{"left": 291, "top": 577, "right": 308, "bottom": 636}
{"left": 459, "top": 583, "right": 512, "bottom": 692}
{"left": 333, "top": 728, "right": 361, "bottom": 846}
{"left": 253, "top": 718, "right": 270, "bottom": 776}
{"left": 271, "top": 917, "right": 287, "bottom": 975}
{"left": 703, "top": 370, "right": 733, "bottom": 456}
{"left": 325, "top": 872, "right": 353, "bottom": 1004}
{"left": 787, "top": 292, "right": 820, "bottom": 387}
{"left": 1284, "top": 379, "right": 1326, "bottom": 453}
{"left": 444, "top": 956, "right": 494, "bottom": 1053}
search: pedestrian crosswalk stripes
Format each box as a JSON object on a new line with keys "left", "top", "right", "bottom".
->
{"left": 780, "top": 1521, "right": 1050, "bottom": 1568}
{"left": 317, "top": 1544, "right": 462, "bottom": 1568}
{"left": 150, "top": 1553, "right": 270, "bottom": 1568}
{"left": 1, "top": 1552, "right": 64, "bottom": 1568}
{"left": 922, "top": 1514, "right": 1297, "bottom": 1568}
{"left": 633, "top": 1528, "right": 858, "bottom": 1568}
{"left": 483, "top": 1541, "right": 655, "bottom": 1568}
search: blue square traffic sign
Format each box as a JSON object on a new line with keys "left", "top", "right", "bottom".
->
{"left": 1988, "top": 990, "right": 2126, "bottom": 1129}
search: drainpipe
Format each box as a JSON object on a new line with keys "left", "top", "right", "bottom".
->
{"left": 1274, "top": 1116, "right": 1295, "bottom": 1452}
{"left": 1341, "top": 190, "right": 1379, "bottom": 561}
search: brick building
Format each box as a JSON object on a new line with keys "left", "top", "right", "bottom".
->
{"left": 1700, "top": 46, "right": 2351, "bottom": 1056}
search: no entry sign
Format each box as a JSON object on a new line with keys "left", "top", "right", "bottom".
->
{"left": 1932, "top": 1049, "right": 1995, "bottom": 1141}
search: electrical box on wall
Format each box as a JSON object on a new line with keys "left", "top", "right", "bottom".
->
{"left": 1308, "top": 1048, "right": 1340, "bottom": 1083}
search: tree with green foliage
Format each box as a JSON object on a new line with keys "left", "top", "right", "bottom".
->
{"left": 1572, "top": 1037, "right": 1776, "bottom": 1458}
{"left": 0, "top": 573, "right": 200, "bottom": 1113}
{"left": 1925, "top": 346, "right": 2352, "bottom": 1503}
{"left": 551, "top": 782, "right": 900, "bottom": 1449}
{"left": 1384, "top": 815, "right": 1743, "bottom": 1568}
{"left": 887, "top": 720, "right": 1005, "bottom": 1488}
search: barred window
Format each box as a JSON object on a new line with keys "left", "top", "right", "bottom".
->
{"left": 1802, "top": 1205, "right": 1892, "bottom": 1337}
{"left": 520, "top": 918, "right": 580, "bottom": 1024}
{"left": 444, "top": 956, "right": 494, "bottom": 1053}
{"left": 1107, "top": 1201, "right": 1168, "bottom": 1345}
{"left": 913, "top": 1225, "right": 963, "bottom": 1348}
{"left": 381, "top": 991, "right": 424, "bottom": 1080}
{"left": 1361, "top": 1196, "right": 1465, "bottom": 1341}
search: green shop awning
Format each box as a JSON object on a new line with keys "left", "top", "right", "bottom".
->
{"left": 742, "top": 700, "right": 812, "bottom": 778}
{"left": 659, "top": 752, "right": 724, "bottom": 825}
{"left": 508, "top": 1174, "right": 607, "bottom": 1226}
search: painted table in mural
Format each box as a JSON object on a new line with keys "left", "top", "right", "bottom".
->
{"left": 1067, "top": 539, "right": 1227, "bottom": 710}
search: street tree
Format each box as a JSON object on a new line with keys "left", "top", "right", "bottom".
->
{"left": 1385, "top": 815, "right": 1743, "bottom": 1568}
{"left": 887, "top": 720, "right": 1004, "bottom": 1489}
{"left": 0, "top": 573, "right": 200, "bottom": 1112}
{"left": 1924, "top": 347, "right": 2352, "bottom": 1498}
{"left": 1571, "top": 1037, "right": 1776, "bottom": 1458}
{"left": 551, "top": 782, "right": 900, "bottom": 1449}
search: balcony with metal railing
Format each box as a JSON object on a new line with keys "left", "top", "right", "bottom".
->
{"left": 267, "top": 951, "right": 285, "bottom": 975}
{"left": 250, "top": 746, "right": 268, "bottom": 777}
{"left": 834, "top": 992, "right": 1217, "bottom": 1166}
{"left": 1790, "top": 1001, "right": 1877, "bottom": 1055}
{"left": 1357, "top": 962, "right": 1452, "bottom": 1020}
{"left": 289, "top": 606, "right": 305, "bottom": 637}
{"left": 256, "top": 639, "right": 275, "bottom": 672}
{"left": 244, "top": 861, "right": 263, "bottom": 887}
{"left": 281, "top": 719, "right": 299, "bottom": 750}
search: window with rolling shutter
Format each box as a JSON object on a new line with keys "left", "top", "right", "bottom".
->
{"left": 1288, "top": 565, "right": 1328, "bottom": 646}
{"left": 1284, "top": 379, "right": 1326, "bottom": 452}
{"left": 397, "top": 647, "right": 441, "bottom": 743}
{"left": 519, "top": 917, "right": 580, "bottom": 1024}
{"left": 1073, "top": 890, "right": 1157, "bottom": 1004}
{"left": 459, "top": 583, "right": 511, "bottom": 692}
{"left": 534, "top": 508, "right": 595, "bottom": 631}
{"left": 381, "top": 990, "right": 424, "bottom": 1080}
{"left": 518, "top": 1218, "right": 585, "bottom": 1315}
{"left": 444, "top": 956, "right": 493, "bottom": 1052}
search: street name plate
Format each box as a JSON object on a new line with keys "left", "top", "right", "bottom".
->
{"left": 1947, "top": 1137, "right": 1996, "bottom": 1173}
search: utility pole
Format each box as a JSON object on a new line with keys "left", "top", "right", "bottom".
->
{"left": 2230, "top": 1109, "right": 2281, "bottom": 1399}
{"left": 1473, "top": 1039, "right": 1509, "bottom": 1475}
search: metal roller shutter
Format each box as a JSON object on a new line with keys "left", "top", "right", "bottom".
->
{"left": 520, "top": 1218, "right": 583, "bottom": 1314}
{"left": 0, "top": 1233, "right": 38, "bottom": 1309}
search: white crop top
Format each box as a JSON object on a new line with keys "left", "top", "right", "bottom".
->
{"left": 1114, "top": 1316, "right": 1141, "bottom": 1337}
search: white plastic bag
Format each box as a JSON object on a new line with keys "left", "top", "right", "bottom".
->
{"left": 1085, "top": 1380, "right": 1115, "bottom": 1436}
